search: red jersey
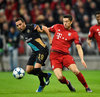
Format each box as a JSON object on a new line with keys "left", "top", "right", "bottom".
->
{"left": 88, "top": 25, "right": 100, "bottom": 52}
{"left": 50, "top": 24, "right": 81, "bottom": 54}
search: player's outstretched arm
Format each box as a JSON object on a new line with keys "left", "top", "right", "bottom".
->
{"left": 76, "top": 44, "right": 87, "bottom": 68}
{"left": 87, "top": 38, "right": 92, "bottom": 47}
{"left": 42, "top": 26, "right": 52, "bottom": 45}
{"left": 34, "top": 25, "right": 52, "bottom": 45}
{"left": 34, "top": 25, "right": 43, "bottom": 32}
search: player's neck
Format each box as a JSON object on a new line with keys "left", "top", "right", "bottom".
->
{"left": 65, "top": 27, "right": 71, "bottom": 30}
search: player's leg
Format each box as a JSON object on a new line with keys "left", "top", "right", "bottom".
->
{"left": 26, "top": 52, "right": 37, "bottom": 74}
{"left": 35, "top": 49, "right": 51, "bottom": 92}
{"left": 25, "top": 52, "right": 48, "bottom": 78}
{"left": 34, "top": 63, "right": 51, "bottom": 92}
{"left": 68, "top": 64, "right": 92, "bottom": 92}
{"left": 26, "top": 65, "right": 34, "bottom": 74}
{"left": 26, "top": 64, "right": 46, "bottom": 92}
{"left": 25, "top": 52, "right": 45, "bottom": 92}
{"left": 36, "top": 50, "right": 52, "bottom": 85}
{"left": 34, "top": 63, "right": 47, "bottom": 86}
{"left": 34, "top": 63, "right": 51, "bottom": 85}
{"left": 54, "top": 68, "right": 68, "bottom": 83}
{"left": 54, "top": 68, "right": 75, "bottom": 92}
{"left": 50, "top": 52, "right": 75, "bottom": 91}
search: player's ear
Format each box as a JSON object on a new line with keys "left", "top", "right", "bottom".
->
{"left": 70, "top": 21, "right": 72, "bottom": 25}
{"left": 23, "top": 21, "right": 25, "bottom": 23}
{"left": 71, "top": 18, "right": 73, "bottom": 24}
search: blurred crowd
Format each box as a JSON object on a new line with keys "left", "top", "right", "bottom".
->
{"left": 0, "top": 0, "right": 100, "bottom": 32}
{"left": 0, "top": 0, "right": 100, "bottom": 71}
{"left": 0, "top": 0, "right": 100, "bottom": 56}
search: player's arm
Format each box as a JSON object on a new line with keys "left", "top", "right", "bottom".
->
{"left": 34, "top": 25, "right": 52, "bottom": 45}
{"left": 76, "top": 44, "right": 87, "bottom": 68}
{"left": 42, "top": 26, "right": 52, "bottom": 45}
{"left": 87, "top": 37, "right": 92, "bottom": 47}
{"left": 35, "top": 25, "right": 52, "bottom": 44}
{"left": 87, "top": 27, "right": 94, "bottom": 47}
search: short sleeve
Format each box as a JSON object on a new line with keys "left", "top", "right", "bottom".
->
{"left": 88, "top": 27, "right": 94, "bottom": 39}
{"left": 32, "top": 24, "right": 42, "bottom": 30}
{"left": 74, "top": 32, "right": 81, "bottom": 45}
{"left": 49, "top": 25, "right": 56, "bottom": 33}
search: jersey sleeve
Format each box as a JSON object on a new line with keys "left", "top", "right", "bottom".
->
{"left": 74, "top": 32, "right": 81, "bottom": 45}
{"left": 88, "top": 27, "right": 94, "bottom": 39}
{"left": 32, "top": 24, "right": 42, "bottom": 30}
{"left": 49, "top": 25, "right": 56, "bottom": 33}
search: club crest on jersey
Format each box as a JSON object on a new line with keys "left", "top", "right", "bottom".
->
{"left": 58, "top": 29, "right": 60, "bottom": 31}
{"left": 97, "top": 29, "right": 99, "bottom": 31}
{"left": 27, "top": 29, "right": 30, "bottom": 33}
{"left": 68, "top": 33, "right": 71, "bottom": 36}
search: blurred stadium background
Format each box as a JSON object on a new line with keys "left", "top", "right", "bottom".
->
{"left": 0, "top": 0, "right": 100, "bottom": 71}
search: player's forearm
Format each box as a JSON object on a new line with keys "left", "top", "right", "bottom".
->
{"left": 87, "top": 38, "right": 92, "bottom": 47}
{"left": 76, "top": 44, "right": 84, "bottom": 61}
{"left": 87, "top": 37, "right": 92, "bottom": 41}
{"left": 42, "top": 26, "right": 52, "bottom": 41}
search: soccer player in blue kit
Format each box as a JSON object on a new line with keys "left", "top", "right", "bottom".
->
{"left": 15, "top": 17, "right": 52, "bottom": 92}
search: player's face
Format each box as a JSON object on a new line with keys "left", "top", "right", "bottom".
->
{"left": 96, "top": 14, "right": 100, "bottom": 24}
{"left": 16, "top": 20, "right": 26, "bottom": 31}
{"left": 63, "top": 18, "right": 72, "bottom": 29}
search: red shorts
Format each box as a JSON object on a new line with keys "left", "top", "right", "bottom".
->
{"left": 50, "top": 52, "right": 76, "bottom": 70}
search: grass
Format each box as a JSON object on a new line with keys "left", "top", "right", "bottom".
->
{"left": 0, "top": 70, "right": 100, "bottom": 97}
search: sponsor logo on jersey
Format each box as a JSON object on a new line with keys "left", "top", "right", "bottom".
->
{"left": 62, "top": 37, "right": 64, "bottom": 39}
{"left": 25, "top": 37, "right": 28, "bottom": 39}
{"left": 26, "top": 38, "right": 32, "bottom": 42}
{"left": 56, "top": 33, "right": 62, "bottom": 39}
{"left": 56, "top": 32, "right": 68, "bottom": 40}
{"left": 27, "top": 29, "right": 30, "bottom": 33}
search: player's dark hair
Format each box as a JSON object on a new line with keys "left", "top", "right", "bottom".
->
{"left": 15, "top": 17, "right": 25, "bottom": 22}
{"left": 63, "top": 15, "right": 73, "bottom": 21}
{"left": 95, "top": 11, "right": 100, "bottom": 16}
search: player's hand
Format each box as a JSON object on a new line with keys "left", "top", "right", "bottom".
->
{"left": 81, "top": 59, "right": 87, "bottom": 68}
{"left": 49, "top": 39, "right": 52, "bottom": 45}
{"left": 87, "top": 39, "right": 92, "bottom": 47}
{"left": 34, "top": 25, "right": 43, "bottom": 32}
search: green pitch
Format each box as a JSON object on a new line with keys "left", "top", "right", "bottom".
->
{"left": 0, "top": 70, "right": 100, "bottom": 97}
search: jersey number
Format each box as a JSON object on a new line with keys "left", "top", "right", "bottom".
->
{"left": 38, "top": 54, "right": 44, "bottom": 60}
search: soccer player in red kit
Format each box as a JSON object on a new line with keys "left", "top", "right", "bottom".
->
{"left": 49, "top": 15, "right": 92, "bottom": 92}
{"left": 87, "top": 11, "right": 100, "bottom": 54}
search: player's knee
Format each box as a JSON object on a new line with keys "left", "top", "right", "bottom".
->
{"left": 73, "top": 70, "right": 80, "bottom": 75}
{"left": 26, "top": 69, "right": 30, "bottom": 74}
{"left": 26, "top": 68, "right": 32, "bottom": 74}
{"left": 26, "top": 65, "right": 34, "bottom": 74}
{"left": 57, "top": 74, "right": 63, "bottom": 80}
